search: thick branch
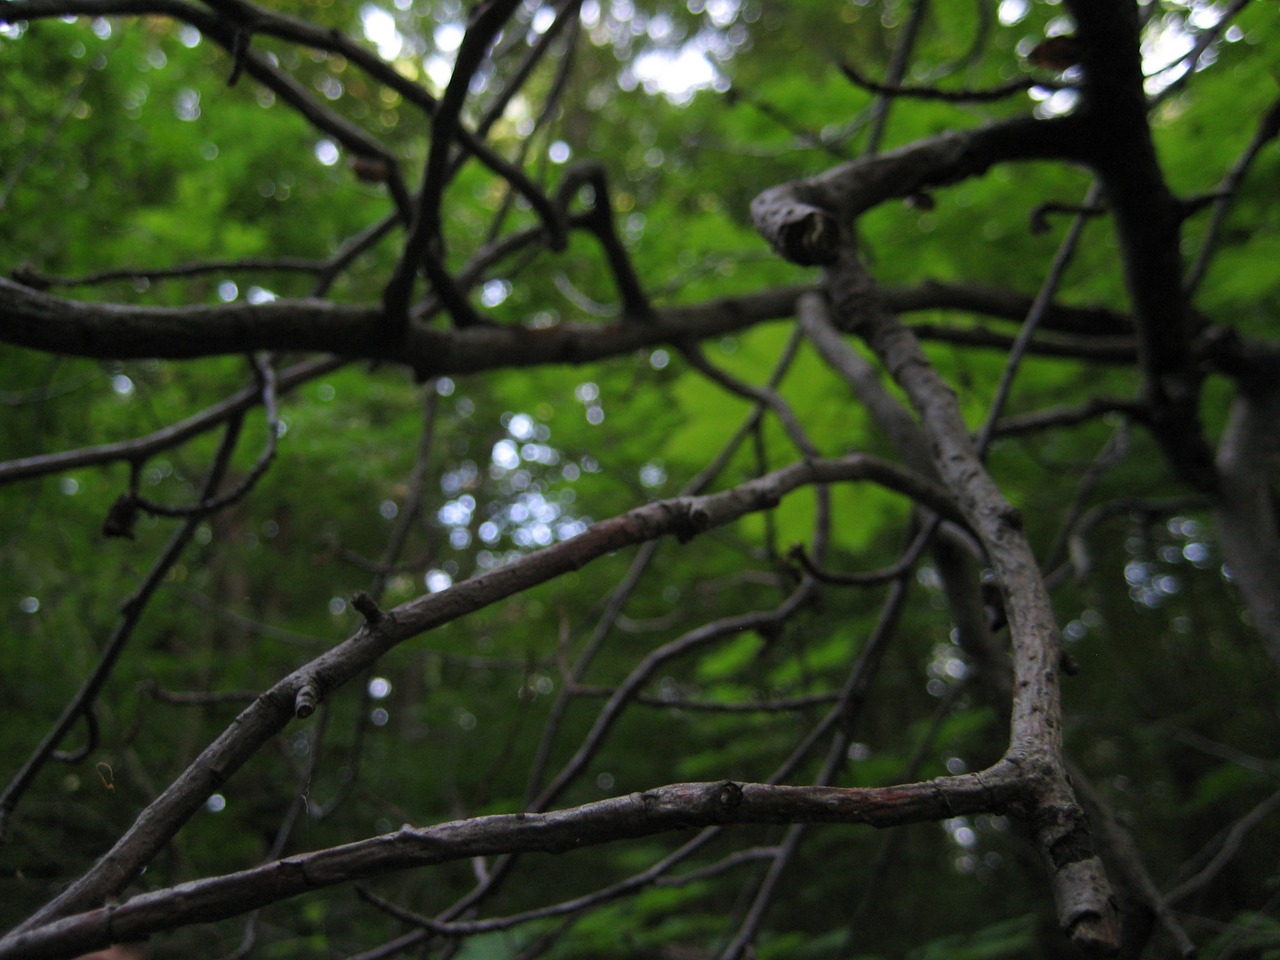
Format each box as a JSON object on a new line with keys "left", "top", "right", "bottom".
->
{"left": 885, "top": 279, "right": 1132, "bottom": 337}
{"left": 751, "top": 116, "right": 1082, "bottom": 264}
{"left": 0, "top": 276, "right": 800, "bottom": 373}
{"left": 0, "top": 774, "right": 1015, "bottom": 960}
{"left": 3, "top": 277, "right": 1189, "bottom": 380}
{"left": 819, "top": 248, "right": 1119, "bottom": 954}
{"left": 1067, "top": 0, "right": 1215, "bottom": 487}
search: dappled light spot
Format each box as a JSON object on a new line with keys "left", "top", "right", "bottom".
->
{"left": 491, "top": 439, "right": 520, "bottom": 471}
{"left": 173, "top": 87, "right": 199, "bottom": 121}
{"left": 998, "top": 0, "right": 1028, "bottom": 26}
{"left": 639, "top": 462, "right": 666, "bottom": 489}
{"left": 314, "top": 74, "right": 343, "bottom": 101}
{"left": 481, "top": 278, "right": 511, "bottom": 307}
{"left": 631, "top": 44, "right": 718, "bottom": 103}
{"left": 314, "top": 138, "right": 340, "bottom": 166}
{"left": 434, "top": 21, "right": 463, "bottom": 53}
{"left": 361, "top": 4, "right": 402, "bottom": 60}
{"left": 1030, "top": 85, "right": 1078, "bottom": 118}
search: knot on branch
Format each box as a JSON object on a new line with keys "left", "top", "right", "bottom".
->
{"left": 998, "top": 503, "right": 1024, "bottom": 531}
{"left": 294, "top": 681, "right": 321, "bottom": 719}
{"left": 717, "top": 781, "right": 744, "bottom": 809}
{"left": 102, "top": 493, "right": 140, "bottom": 540}
{"left": 779, "top": 208, "right": 841, "bottom": 265}
{"left": 666, "top": 498, "right": 709, "bottom": 543}
{"left": 1030, "top": 802, "right": 1096, "bottom": 864}
{"left": 750, "top": 187, "right": 842, "bottom": 266}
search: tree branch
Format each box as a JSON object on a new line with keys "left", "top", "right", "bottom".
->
{"left": 751, "top": 116, "right": 1083, "bottom": 265}
{"left": 1066, "top": 0, "right": 1215, "bottom": 487}
{"left": 10, "top": 452, "right": 960, "bottom": 931}
{"left": 818, "top": 247, "right": 1119, "bottom": 954}
{"left": 0, "top": 774, "right": 1016, "bottom": 960}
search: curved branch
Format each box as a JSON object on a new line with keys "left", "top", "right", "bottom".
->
{"left": 817, "top": 247, "right": 1119, "bottom": 953}
{"left": 838, "top": 58, "right": 1052, "bottom": 103}
{"left": 751, "top": 116, "right": 1082, "bottom": 264}
{"left": 134, "top": 355, "right": 280, "bottom": 518}
{"left": 0, "top": 773, "right": 1016, "bottom": 960}
{"left": 556, "top": 163, "right": 653, "bottom": 320}
{"left": 383, "top": 0, "right": 545, "bottom": 330}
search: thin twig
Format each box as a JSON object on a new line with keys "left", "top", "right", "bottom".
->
{"left": 0, "top": 416, "right": 245, "bottom": 839}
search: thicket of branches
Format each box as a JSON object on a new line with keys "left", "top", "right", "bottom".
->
{"left": 2, "top": 1, "right": 1279, "bottom": 958}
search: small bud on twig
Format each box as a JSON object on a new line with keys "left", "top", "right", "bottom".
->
{"left": 351, "top": 591, "right": 385, "bottom": 626}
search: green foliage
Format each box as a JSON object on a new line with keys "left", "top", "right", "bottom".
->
{"left": 906, "top": 914, "right": 1038, "bottom": 960}
{"left": 2, "top": 1, "right": 1280, "bottom": 958}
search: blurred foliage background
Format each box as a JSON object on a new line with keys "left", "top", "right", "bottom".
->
{"left": 2, "top": 1, "right": 1279, "bottom": 957}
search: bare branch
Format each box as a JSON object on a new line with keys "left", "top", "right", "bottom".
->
{"left": 11, "top": 451, "right": 960, "bottom": 930}
{"left": 838, "top": 58, "right": 1050, "bottom": 104}
{"left": 750, "top": 116, "right": 1082, "bottom": 264}
{"left": 819, "top": 246, "right": 1119, "bottom": 952}
{"left": 0, "top": 774, "right": 1016, "bottom": 960}
{"left": 0, "top": 357, "right": 340, "bottom": 486}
